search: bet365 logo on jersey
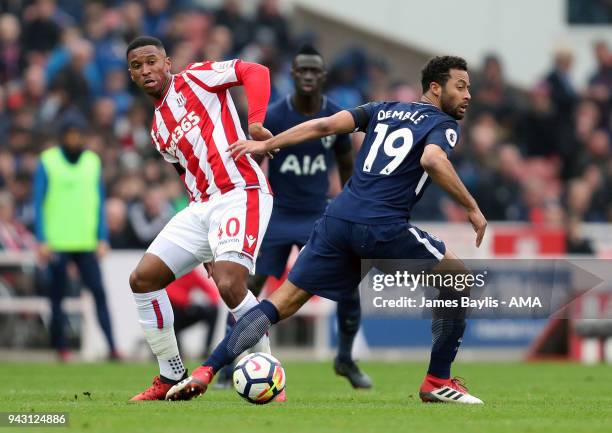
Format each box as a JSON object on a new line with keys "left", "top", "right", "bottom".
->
{"left": 169, "top": 111, "right": 201, "bottom": 149}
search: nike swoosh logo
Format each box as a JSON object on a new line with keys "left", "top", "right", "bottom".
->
{"left": 250, "top": 359, "right": 261, "bottom": 371}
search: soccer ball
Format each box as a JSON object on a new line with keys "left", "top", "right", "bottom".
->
{"left": 233, "top": 352, "right": 285, "bottom": 404}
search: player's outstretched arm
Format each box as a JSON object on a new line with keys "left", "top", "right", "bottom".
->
{"left": 421, "top": 144, "right": 487, "bottom": 247}
{"left": 228, "top": 110, "right": 356, "bottom": 160}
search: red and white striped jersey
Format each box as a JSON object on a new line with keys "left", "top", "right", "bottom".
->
{"left": 150, "top": 59, "right": 271, "bottom": 202}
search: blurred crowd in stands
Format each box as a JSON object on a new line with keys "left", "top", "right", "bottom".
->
{"left": 0, "top": 0, "right": 610, "bottom": 254}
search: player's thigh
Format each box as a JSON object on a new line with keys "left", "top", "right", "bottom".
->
{"left": 267, "top": 279, "right": 313, "bottom": 320}
{"left": 373, "top": 222, "right": 446, "bottom": 264}
{"left": 72, "top": 252, "right": 103, "bottom": 287}
{"left": 132, "top": 216, "right": 204, "bottom": 293}
{"left": 255, "top": 240, "right": 293, "bottom": 280}
{"left": 148, "top": 236, "right": 203, "bottom": 278}
{"left": 208, "top": 189, "right": 273, "bottom": 275}
{"left": 432, "top": 248, "right": 468, "bottom": 273}
{"left": 288, "top": 216, "right": 361, "bottom": 302}
{"left": 148, "top": 205, "right": 211, "bottom": 270}
{"left": 431, "top": 248, "right": 474, "bottom": 297}
{"left": 256, "top": 210, "right": 315, "bottom": 288}
{"left": 291, "top": 212, "right": 321, "bottom": 247}
{"left": 129, "top": 252, "right": 176, "bottom": 293}
{"left": 371, "top": 223, "right": 474, "bottom": 295}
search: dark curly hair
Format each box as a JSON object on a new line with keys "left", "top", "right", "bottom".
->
{"left": 421, "top": 56, "right": 468, "bottom": 93}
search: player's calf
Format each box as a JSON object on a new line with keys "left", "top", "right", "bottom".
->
{"left": 129, "top": 254, "right": 188, "bottom": 401}
{"left": 166, "top": 300, "right": 279, "bottom": 401}
{"left": 213, "top": 261, "right": 251, "bottom": 308}
{"left": 214, "top": 260, "right": 273, "bottom": 355}
{"left": 169, "top": 281, "right": 309, "bottom": 402}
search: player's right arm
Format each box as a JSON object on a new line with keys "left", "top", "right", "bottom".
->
{"left": 228, "top": 110, "right": 356, "bottom": 159}
{"left": 420, "top": 144, "right": 487, "bottom": 247}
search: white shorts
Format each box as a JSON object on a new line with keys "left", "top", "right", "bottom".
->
{"left": 147, "top": 188, "right": 273, "bottom": 276}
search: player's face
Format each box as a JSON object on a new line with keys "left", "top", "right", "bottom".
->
{"left": 61, "top": 128, "right": 83, "bottom": 152}
{"left": 292, "top": 55, "right": 326, "bottom": 96}
{"left": 440, "top": 69, "right": 471, "bottom": 120}
{"left": 128, "top": 45, "right": 172, "bottom": 98}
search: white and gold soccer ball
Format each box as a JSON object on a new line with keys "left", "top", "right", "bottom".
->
{"left": 233, "top": 352, "right": 285, "bottom": 404}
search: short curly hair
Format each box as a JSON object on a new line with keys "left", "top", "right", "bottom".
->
{"left": 421, "top": 56, "right": 468, "bottom": 93}
{"left": 126, "top": 36, "right": 165, "bottom": 58}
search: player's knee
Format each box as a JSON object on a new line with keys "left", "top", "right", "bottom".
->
{"left": 129, "top": 270, "right": 143, "bottom": 293}
{"left": 215, "top": 274, "right": 246, "bottom": 307}
{"left": 129, "top": 268, "right": 160, "bottom": 293}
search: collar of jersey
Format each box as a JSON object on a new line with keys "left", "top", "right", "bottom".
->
{"left": 154, "top": 75, "right": 175, "bottom": 109}
{"left": 286, "top": 94, "right": 327, "bottom": 114}
{"left": 413, "top": 101, "right": 436, "bottom": 107}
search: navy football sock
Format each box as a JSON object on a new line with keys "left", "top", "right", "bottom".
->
{"left": 226, "top": 312, "right": 236, "bottom": 330}
{"left": 217, "top": 314, "right": 237, "bottom": 379}
{"left": 427, "top": 318, "right": 466, "bottom": 379}
{"left": 427, "top": 285, "right": 469, "bottom": 379}
{"left": 336, "top": 296, "right": 361, "bottom": 363}
{"left": 204, "top": 300, "right": 279, "bottom": 373}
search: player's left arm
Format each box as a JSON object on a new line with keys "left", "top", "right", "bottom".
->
{"left": 193, "top": 60, "right": 272, "bottom": 140}
{"left": 228, "top": 110, "right": 356, "bottom": 159}
{"left": 334, "top": 133, "right": 353, "bottom": 186}
{"left": 234, "top": 61, "right": 273, "bottom": 141}
{"left": 421, "top": 122, "right": 487, "bottom": 247}
{"left": 421, "top": 144, "right": 487, "bottom": 247}
{"left": 251, "top": 110, "right": 279, "bottom": 164}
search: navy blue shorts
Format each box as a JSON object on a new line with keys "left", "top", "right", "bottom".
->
{"left": 256, "top": 207, "right": 321, "bottom": 278}
{"left": 288, "top": 216, "right": 446, "bottom": 301}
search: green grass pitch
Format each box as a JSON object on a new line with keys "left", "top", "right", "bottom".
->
{"left": 2, "top": 361, "right": 612, "bottom": 433}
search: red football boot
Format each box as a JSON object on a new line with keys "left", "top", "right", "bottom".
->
{"left": 130, "top": 376, "right": 175, "bottom": 401}
{"left": 419, "top": 374, "right": 483, "bottom": 404}
{"left": 165, "top": 366, "right": 214, "bottom": 401}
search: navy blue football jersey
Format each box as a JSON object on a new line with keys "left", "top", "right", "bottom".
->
{"left": 264, "top": 95, "right": 352, "bottom": 213}
{"left": 325, "top": 101, "right": 460, "bottom": 223}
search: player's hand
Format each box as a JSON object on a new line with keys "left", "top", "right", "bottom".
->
{"left": 467, "top": 208, "right": 487, "bottom": 248}
{"left": 204, "top": 261, "right": 214, "bottom": 279}
{"left": 247, "top": 123, "right": 278, "bottom": 159}
{"left": 248, "top": 122, "right": 273, "bottom": 141}
{"left": 96, "top": 241, "right": 109, "bottom": 259}
{"left": 36, "top": 243, "right": 52, "bottom": 265}
{"left": 228, "top": 139, "right": 270, "bottom": 160}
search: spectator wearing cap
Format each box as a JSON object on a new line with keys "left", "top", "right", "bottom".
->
{"left": 32, "top": 110, "right": 118, "bottom": 361}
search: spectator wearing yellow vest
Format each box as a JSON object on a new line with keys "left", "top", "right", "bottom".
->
{"left": 33, "top": 111, "right": 118, "bottom": 361}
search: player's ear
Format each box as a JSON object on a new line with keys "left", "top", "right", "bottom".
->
{"left": 165, "top": 56, "right": 172, "bottom": 73}
{"left": 127, "top": 67, "right": 135, "bottom": 83}
{"left": 430, "top": 81, "right": 442, "bottom": 98}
